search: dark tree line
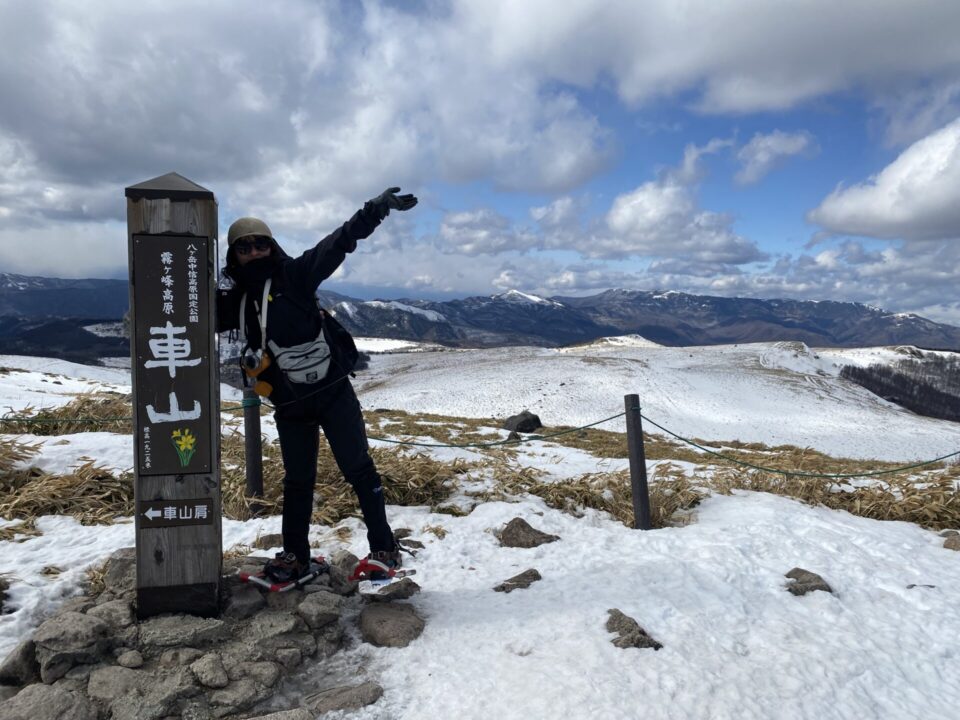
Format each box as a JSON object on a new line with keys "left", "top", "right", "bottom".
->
{"left": 841, "top": 353, "right": 960, "bottom": 422}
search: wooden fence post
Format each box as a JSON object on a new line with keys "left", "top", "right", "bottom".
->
{"left": 624, "top": 393, "right": 652, "bottom": 530}
{"left": 126, "top": 172, "right": 221, "bottom": 618}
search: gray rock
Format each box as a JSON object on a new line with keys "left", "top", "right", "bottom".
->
{"left": 247, "top": 709, "right": 313, "bottom": 720}
{"left": 297, "top": 590, "right": 343, "bottom": 630}
{"left": 117, "top": 649, "right": 144, "bottom": 668}
{"left": 107, "top": 689, "right": 169, "bottom": 720}
{"left": 246, "top": 611, "right": 308, "bottom": 641}
{"left": 0, "top": 574, "right": 9, "bottom": 613}
{"left": 329, "top": 549, "right": 359, "bottom": 572}
{"left": 260, "top": 632, "right": 318, "bottom": 659}
{"left": 940, "top": 529, "right": 959, "bottom": 538}
{"left": 86, "top": 598, "right": 134, "bottom": 632}
{"left": 144, "top": 666, "right": 203, "bottom": 712}
{"left": 102, "top": 547, "right": 136, "bottom": 592}
{"left": 0, "top": 638, "right": 40, "bottom": 686}
{"left": 265, "top": 591, "right": 304, "bottom": 612}
{"left": 253, "top": 533, "right": 284, "bottom": 550}
{"left": 208, "top": 677, "right": 263, "bottom": 712}
{"left": 399, "top": 538, "right": 425, "bottom": 550}
{"left": 159, "top": 647, "right": 205, "bottom": 667}
{"left": 139, "top": 615, "right": 227, "bottom": 648}
{"left": 239, "top": 660, "right": 281, "bottom": 687}
{"left": 191, "top": 653, "right": 229, "bottom": 688}
{"left": 360, "top": 603, "right": 425, "bottom": 648}
{"left": 306, "top": 681, "right": 384, "bottom": 714}
{"left": 503, "top": 410, "right": 542, "bottom": 433}
{"left": 497, "top": 518, "right": 560, "bottom": 548}
{"left": 2, "top": 682, "right": 98, "bottom": 720}
{"left": 301, "top": 575, "right": 333, "bottom": 593}
{"left": 87, "top": 665, "right": 146, "bottom": 703}
{"left": 223, "top": 585, "right": 267, "bottom": 620}
{"left": 33, "top": 612, "right": 109, "bottom": 683}
{"left": 328, "top": 564, "right": 359, "bottom": 596}
{"left": 180, "top": 700, "right": 215, "bottom": 720}
{"left": 56, "top": 596, "right": 95, "bottom": 615}
{"left": 944, "top": 536, "right": 960, "bottom": 551}
{"left": 493, "top": 568, "right": 542, "bottom": 593}
{"left": 0, "top": 685, "right": 20, "bottom": 701}
{"left": 314, "top": 622, "right": 346, "bottom": 658}
{"left": 363, "top": 578, "right": 422, "bottom": 602}
{"left": 606, "top": 609, "right": 662, "bottom": 650}
{"left": 785, "top": 567, "right": 833, "bottom": 596}
{"left": 274, "top": 648, "right": 301, "bottom": 669}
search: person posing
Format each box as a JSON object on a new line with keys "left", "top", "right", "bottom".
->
{"left": 217, "top": 187, "right": 418, "bottom": 583}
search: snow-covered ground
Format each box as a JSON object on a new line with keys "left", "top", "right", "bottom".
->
{"left": 355, "top": 341, "right": 960, "bottom": 461}
{"left": 1, "top": 342, "right": 959, "bottom": 719}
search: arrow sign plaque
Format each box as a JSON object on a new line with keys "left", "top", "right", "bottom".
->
{"left": 138, "top": 499, "right": 214, "bottom": 529}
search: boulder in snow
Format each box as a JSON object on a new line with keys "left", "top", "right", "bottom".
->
{"left": 503, "top": 410, "right": 542, "bottom": 433}
{"left": 496, "top": 517, "right": 560, "bottom": 548}
{"left": 606, "top": 609, "right": 662, "bottom": 650}
{"left": 493, "top": 568, "right": 542, "bottom": 593}
{"left": 784, "top": 567, "right": 833, "bottom": 596}
{"left": 360, "top": 603, "right": 425, "bottom": 648}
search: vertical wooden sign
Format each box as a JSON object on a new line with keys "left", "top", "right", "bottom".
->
{"left": 125, "top": 172, "right": 221, "bottom": 618}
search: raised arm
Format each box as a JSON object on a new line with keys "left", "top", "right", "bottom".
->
{"left": 292, "top": 187, "right": 418, "bottom": 292}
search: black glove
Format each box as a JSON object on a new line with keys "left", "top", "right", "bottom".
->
{"left": 370, "top": 186, "right": 418, "bottom": 219}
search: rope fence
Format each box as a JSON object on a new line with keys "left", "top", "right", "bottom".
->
{"left": 1, "top": 403, "right": 957, "bottom": 480}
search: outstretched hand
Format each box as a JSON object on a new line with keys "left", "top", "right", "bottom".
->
{"left": 371, "top": 186, "right": 418, "bottom": 217}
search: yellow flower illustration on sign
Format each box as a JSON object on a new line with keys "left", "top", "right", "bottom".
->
{"left": 171, "top": 428, "right": 197, "bottom": 467}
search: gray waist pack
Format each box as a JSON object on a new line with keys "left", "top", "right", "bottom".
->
{"left": 267, "top": 333, "right": 331, "bottom": 385}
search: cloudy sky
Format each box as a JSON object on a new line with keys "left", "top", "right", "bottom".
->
{"left": 2, "top": 1, "right": 960, "bottom": 323}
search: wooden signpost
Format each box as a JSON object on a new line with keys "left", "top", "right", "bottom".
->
{"left": 125, "top": 172, "right": 221, "bottom": 618}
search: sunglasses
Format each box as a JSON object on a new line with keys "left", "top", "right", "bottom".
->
{"left": 234, "top": 237, "right": 272, "bottom": 256}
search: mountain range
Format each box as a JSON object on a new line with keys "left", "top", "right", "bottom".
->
{"left": 2, "top": 273, "right": 959, "bottom": 363}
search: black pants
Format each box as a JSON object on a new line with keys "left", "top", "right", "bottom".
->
{"left": 274, "top": 378, "right": 393, "bottom": 564}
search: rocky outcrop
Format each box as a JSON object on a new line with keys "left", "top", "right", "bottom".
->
{"left": 0, "top": 547, "right": 420, "bottom": 719}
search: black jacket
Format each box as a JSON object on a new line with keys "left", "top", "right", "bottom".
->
{"left": 217, "top": 202, "right": 381, "bottom": 405}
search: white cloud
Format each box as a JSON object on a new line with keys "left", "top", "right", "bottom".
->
{"left": 735, "top": 130, "right": 816, "bottom": 185}
{"left": 597, "top": 140, "right": 766, "bottom": 264}
{"left": 808, "top": 117, "right": 960, "bottom": 240}
{"left": 438, "top": 209, "right": 539, "bottom": 255}
{"left": 454, "top": 0, "right": 960, "bottom": 113}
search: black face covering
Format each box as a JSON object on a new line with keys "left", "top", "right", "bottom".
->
{"left": 232, "top": 254, "right": 280, "bottom": 288}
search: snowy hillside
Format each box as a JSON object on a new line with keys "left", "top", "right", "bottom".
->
{"left": 1, "top": 341, "right": 959, "bottom": 719}
{"left": 355, "top": 340, "right": 960, "bottom": 461}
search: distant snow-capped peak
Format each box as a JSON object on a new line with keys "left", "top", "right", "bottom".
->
{"left": 495, "top": 289, "right": 563, "bottom": 307}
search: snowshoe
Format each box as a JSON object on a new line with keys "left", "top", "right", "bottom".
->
{"left": 239, "top": 554, "right": 329, "bottom": 592}
{"left": 351, "top": 548, "right": 417, "bottom": 597}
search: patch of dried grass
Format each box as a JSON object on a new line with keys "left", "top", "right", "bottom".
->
{"left": 502, "top": 469, "right": 703, "bottom": 529}
{"left": 0, "top": 461, "right": 135, "bottom": 526}
{"left": 709, "top": 464, "right": 960, "bottom": 531}
{"left": 0, "top": 436, "right": 40, "bottom": 474}
{"left": 1, "top": 393, "right": 133, "bottom": 435}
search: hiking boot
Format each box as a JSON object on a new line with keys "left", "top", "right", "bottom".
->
{"left": 263, "top": 551, "right": 305, "bottom": 584}
{"left": 350, "top": 548, "right": 402, "bottom": 582}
